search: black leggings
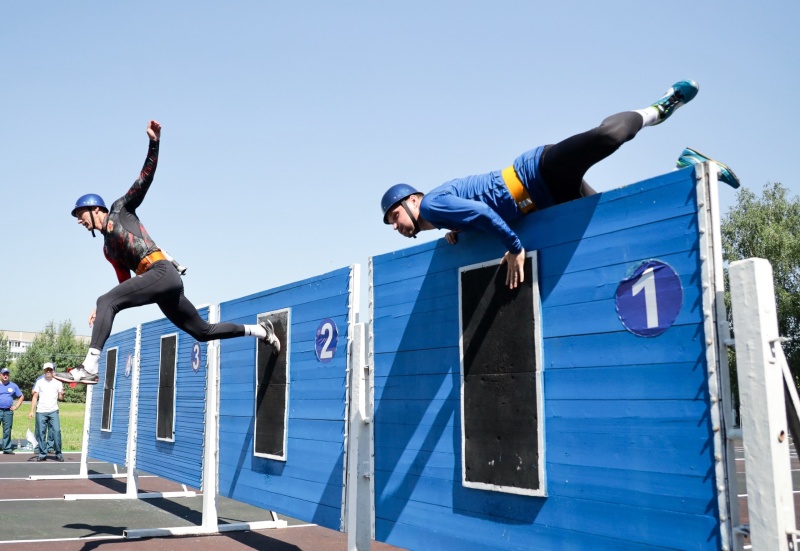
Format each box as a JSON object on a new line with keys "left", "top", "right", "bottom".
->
{"left": 91, "top": 260, "right": 244, "bottom": 350}
{"left": 540, "top": 111, "right": 643, "bottom": 204}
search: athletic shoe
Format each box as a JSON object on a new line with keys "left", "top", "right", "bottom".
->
{"left": 54, "top": 366, "right": 99, "bottom": 385}
{"left": 260, "top": 320, "right": 281, "bottom": 354}
{"left": 56, "top": 456, "right": 64, "bottom": 462}
{"left": 651, "top": 80, "right": 699, "bottom": 125}
{"left": 676, "top": 147, "right": 741, "bottom": 188}
{"left": 3, "top": 451, "right": 14, "bottom": 455}
{"left": 36, "top": 456, "right": 45, "bottom": 462}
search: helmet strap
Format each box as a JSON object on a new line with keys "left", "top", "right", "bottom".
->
{"left": 400, "top": 200, "right": 420, "bottom": 238}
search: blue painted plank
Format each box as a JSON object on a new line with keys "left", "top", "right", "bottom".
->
{"left": 378, "top": 518, "right": 677, "bottom": 551}
{"left": 219, "top": 479, "right": 342, "bottom": 529}
{"left": 377, "top": 494, "right": 717, "bottom": 551}
{"left": 543, "top": 324, "right": 706, "bottom": 368}
{"left": 546, "top": 463, "right": 715, "bottom": 516}
{"left": 545, "top": 362, "right": 708, "bottom": 400}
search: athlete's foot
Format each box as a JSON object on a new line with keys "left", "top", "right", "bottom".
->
{"left": 54, "top": 366, "right": 99, "bottom": 385}
{"left": 676, "top": 147, "right": 741, "bottom": 188}
{"left": 651, "top": 80, "right": 699, "bottom": 125}
{"left": 259, "top": 320, "right": 281, "bottom": 354}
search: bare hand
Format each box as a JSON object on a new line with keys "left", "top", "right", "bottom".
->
{"left": 28, "top": 412, "right": 34, "bottom": 419}
{"left": 500, "top": 248, "right": 525, "bottom": 289}
{"left": 88, "top": 308, "right": 97, "bottom": 328}
{"left": 147, "top": 120, "right": 162, "bottom": 142}
{"left": 445, "top": 231, "right": 459, "bottom": 245}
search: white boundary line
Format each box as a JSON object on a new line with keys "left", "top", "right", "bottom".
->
{"left": 0, "top": 535, "right": 125, "bottom": 545}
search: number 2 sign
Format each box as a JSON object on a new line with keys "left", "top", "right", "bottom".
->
{"left": 315, "top": 318, "right": 339, "bottom": 363}
{"left": 616, "top": 260, "right": 683, "bottom": 337}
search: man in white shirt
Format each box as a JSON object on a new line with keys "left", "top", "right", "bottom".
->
{"left": 28, "top": 363, "right": 64, "bottom": 462}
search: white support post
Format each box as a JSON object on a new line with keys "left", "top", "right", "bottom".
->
{"left": 78, "top": 383, "right": 93, "bottom": 477}
{"left": 201, "top": 305, "right": 221, "bottom": 531}
{"left": 729, "top": 258, "right": 796, "bottom": 550}
{"left": 126, "top": 325, "right": 142, "bottom": 497}
{"left": 347, "top": 322, "right": 372, "bottom": 551}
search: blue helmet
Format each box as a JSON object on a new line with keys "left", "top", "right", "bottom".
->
{"left": 71, "top": 194, "right": 107, "bottom": 217}
{"left": 381, "top": 183, "right": 421, "bottom": 224}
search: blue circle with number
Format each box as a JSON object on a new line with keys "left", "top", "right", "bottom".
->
{"left": 191, "top": 342, "right": 202, "bottom": 372}
{"left": 616, "top": 260, "right": 682, "bottom": 337}
{"left": 315, "top": 318, "right": 338, "bottom": 363}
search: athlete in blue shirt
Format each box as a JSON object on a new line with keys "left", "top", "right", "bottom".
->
{"left": 381, "top": 80, "right": 699, "bottom": 289}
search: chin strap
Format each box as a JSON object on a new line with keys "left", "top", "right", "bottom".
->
{"left": 400, "top": 200, "right": 421, "bottom": 238}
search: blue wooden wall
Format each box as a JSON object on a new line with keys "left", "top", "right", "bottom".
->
{"left": 371, "top": 168, "right": 721, "bottom": 550}
{"left": 217, "top": 267, "right": 353, "bottom": 531}
{"left": 135, "top": 307, "right": 209, "bottom": 489}
{"left": 87, "top": 327, "right": 136, "bottom": 466}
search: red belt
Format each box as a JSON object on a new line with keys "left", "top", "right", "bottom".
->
{"left": 135, "top": 251, "right": 167, "bottom": 276}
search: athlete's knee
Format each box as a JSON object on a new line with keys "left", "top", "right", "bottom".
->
{"left": 95, "top": 292, "right": 117, "bottom": 313}
{"left": 597, "top": 112, "right": 640, "bottom": 146}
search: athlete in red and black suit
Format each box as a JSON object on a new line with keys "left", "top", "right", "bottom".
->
{"left": 56, "top": 120, "right": 279, "bottom": 385}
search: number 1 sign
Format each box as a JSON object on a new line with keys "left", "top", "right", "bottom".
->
{"left": 616, "top": 260, "right": 683, "bottom": 337}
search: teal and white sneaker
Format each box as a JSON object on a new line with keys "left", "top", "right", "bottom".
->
{"left": 652, "top": 80, "right": 699, "bottom": 125}
{"left": 676, "top": 147, "right": 741, "bottom": 189}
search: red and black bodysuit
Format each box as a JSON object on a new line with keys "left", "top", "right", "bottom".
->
{"left": 89, "top": 140, "right": 246, "bottom": 351}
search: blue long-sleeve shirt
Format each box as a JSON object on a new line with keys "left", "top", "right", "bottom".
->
{"left": 420, "top": 171, "right": 525, "bottom": 253}
{"left": 418, "top": 146, "right": 552, "bottom": 254}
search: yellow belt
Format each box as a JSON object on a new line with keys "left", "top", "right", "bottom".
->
{"left": 502, "top": 165, "right": 536, "bottom": 214}
{"left": 135, "top": 251, "right": 167, "bottom": 276}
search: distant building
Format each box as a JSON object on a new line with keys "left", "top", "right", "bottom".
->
{"left": 1, "top": 329, "right": 90, "bottom": 362}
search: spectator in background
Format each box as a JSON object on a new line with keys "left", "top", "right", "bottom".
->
{"left": 0, "top": 368, "right": 24, "bottom": 454}
{"left": 34, "top": 371, "right": 58, "bottom": 453}
{"left": 29, "top": 363, "right": 64, "bottom": 462}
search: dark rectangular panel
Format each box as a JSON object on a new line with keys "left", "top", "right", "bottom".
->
{"left": 460, "top": 257, "right": 541, "bottom": 491}
{"left": 101, "top": 348, "right": 117, "bottom": 431}
{"left": 157, "top": 334, "right": 177, "bottom": 441}
{"left": 255, "top": 310, "right": 289, "bottom": 458}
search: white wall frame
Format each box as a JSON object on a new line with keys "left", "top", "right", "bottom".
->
{"left": 100, "top": 346, "right": 118, "bottom": 432}
{"left": 156, "top": 333, "right": 178, "bottom": 443}
{"left": 254, "top": 308, "right": 291, "bottom": 462}
{"left": 457, "top": 251, "right": 546, "bottom": 497}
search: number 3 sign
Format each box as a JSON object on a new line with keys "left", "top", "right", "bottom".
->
{"left": 616, "top": 260, "right": 682, "bottom": 337}
{"left": 315, "top": 318, "right": 339, "bottom": 363}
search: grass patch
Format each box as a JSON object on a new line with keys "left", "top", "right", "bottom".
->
{"left": 9, "top": 401, "right": 85, "bottom": 452}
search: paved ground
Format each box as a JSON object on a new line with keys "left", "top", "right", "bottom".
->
{"left": 2, "top": 443, "right": 798, "bottom": 550}
{"left": 0, "top": 452, "right": 404, "bottom": 551}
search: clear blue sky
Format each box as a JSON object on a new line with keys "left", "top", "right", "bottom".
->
{"left": 2, "top": 1, "right": 797, "bottom": 335}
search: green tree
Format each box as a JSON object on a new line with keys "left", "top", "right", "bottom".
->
{"left": 0, "top": 333, "right": 10, "bottom": 371}
{"left": 14, "top": 321, "right": 89, "bottom": 403}
{"left": 722, "top": 182, "right": 800, "bottom": 396}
